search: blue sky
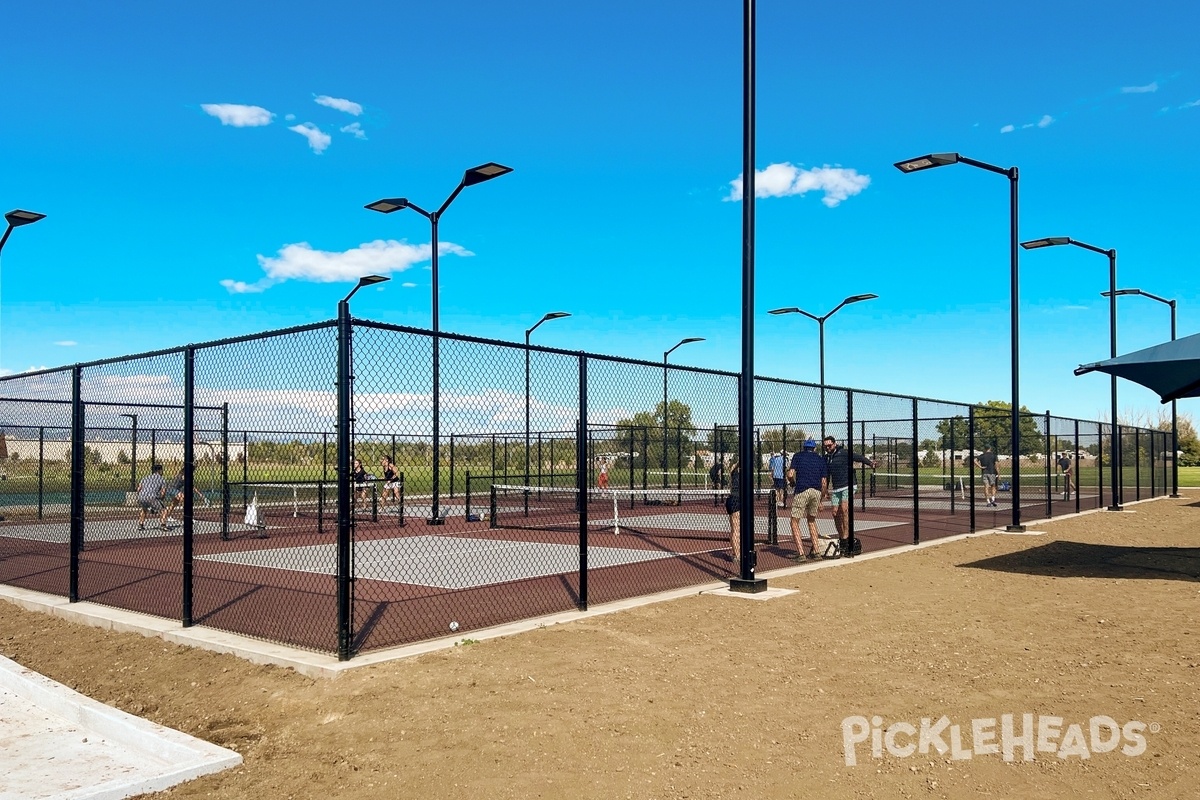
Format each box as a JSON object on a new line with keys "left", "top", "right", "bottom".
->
{"left": 2, "top": 0, "right": 1197, "bottom": 425}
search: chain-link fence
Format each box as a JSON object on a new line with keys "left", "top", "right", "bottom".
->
{"left": 0, "top": 318, "right": 1176, "bottom": 659}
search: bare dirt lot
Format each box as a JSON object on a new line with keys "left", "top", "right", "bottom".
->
{"left": 3, "top": 495, "right": 1199, "bottom": 799}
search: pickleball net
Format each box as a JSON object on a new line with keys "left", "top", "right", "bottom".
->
{"left": 230, "top": 479, "right": 405, "bottom": 531}
{"left": 486, "top": 484, "right": 778, "bottom": 542}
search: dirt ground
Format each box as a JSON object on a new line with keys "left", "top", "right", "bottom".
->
{"left": 3, "top": 494, "right": 1199, "bottom": 799}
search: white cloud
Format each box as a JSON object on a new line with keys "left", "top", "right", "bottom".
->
{"left": 201, "top": 103, "right": 274, "bottom": 127}
{"left": 315, "top": 95, "right": 363, "bottom": 115}
{"left": 1037, "top": 114, "right": 1055, "bottom": 128}
{"left": 725, "top": 163, "right": 870, "bottom": 207}
{"left": 1000, "top": 124, "right": 1015, "bottom": 134}
{"left": 221, "top": 239, "right": 474, "bottom": 293}
{"left": 340, "top": 122, "right": 367, "bottom": 140}
{"left": 1121, "top": 82, "right": 1158, "bottom": 93}
{"left": 401, "top": 282, "right": 417, "bottom": 288}
{"left": 1183, "top": 99, "right": 1200, "bottom": 109}
{"left": 285, "top": 113, "right": 296, "bottom": 121}
{"left": 288, "top": 123, "right": 332, "bottom": 154}
{"left": 54, "top": 340, "right": 77, "bottom": 347}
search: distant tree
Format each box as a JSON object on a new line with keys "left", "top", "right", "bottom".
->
{"left": 1159, "top": 412, "right": 1200, "bottom": 467}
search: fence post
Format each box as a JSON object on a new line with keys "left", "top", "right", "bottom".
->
{"left": 221, "top": 403, "right": 230, "bottom": 539}
{"left": 335, "top": 301, "right": 354, "bottom": 662}
{"left": 576, "top": 353, "right": 588, "bottom": 611}
{"left": 911, "top": 397, "right": 919, "bottom": 545}
{"left": 1135, "top": 427, "right": 1141, "bottom": 501}
{"left": 1074, "top": 419, "right": 1081, "bottom": 513}
{"left": 968, "top": 406, "right": 976, "bottom": 531}
{"left": 846, "top": 390, "right": 857, "bottom": 556}
{"left": 1045, "top": 410, "right": 1052, "bottom": 518}
{"left": 37, "top": 427, "right": 45, "bottom": 520}
{"left": 68, "top": 365, "right": 84, "bottom": 603}
{"left": 450, "top": 434, "right": 456, "bottom": 499}
{"left": 182, "top": 347, "right": 195, "bottom": 627}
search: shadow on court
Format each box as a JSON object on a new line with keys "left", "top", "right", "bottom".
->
{"left": 960, "top": 540, "right": 1200, "bottom": 582}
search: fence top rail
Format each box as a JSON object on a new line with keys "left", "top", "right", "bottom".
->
{"left": 0, "top": 320, "right": 338, "bottom": 381}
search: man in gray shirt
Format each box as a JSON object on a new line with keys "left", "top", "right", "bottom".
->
{"left": 136, "top": 463, "right": 169, "bottom": 531}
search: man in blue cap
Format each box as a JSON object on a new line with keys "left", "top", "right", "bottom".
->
{"left": 787, "top": 438, "right": 828, "bottom": 559}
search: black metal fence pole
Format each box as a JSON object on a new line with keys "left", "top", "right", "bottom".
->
{"left": 576, "top": 354, "right": 589, "bottom": 612}
{"left": 949, "top": 411, "right": 957, "bottom": 517}
{"left": 182, "top": 346, "right": 195, "bottom": 627}
{"left": 968, "top": 407, "right": 976, "bottom": 531}
{"left": 335, "top": 302, "right": 354, "bottom": 661}
{"left": 221, "top": 403, "right": 230, "bottom": 536}
{"left": 37, "top": 427, "right": 45, "bottom": 520}
{"left": 846, "top": 391, "right": 857, "bottom": 556}
{"left": 1045, "top": 410, "right": 1052, "bottom": 518}
{"left": 910, "top": 398, "right": 920, "bottom": 545}
{"left": 68, "top": 366, "right": 84, "bottom": 602}
{"left": 450, "top": 434, "right": 456, "bottom": 499}
{"left": 1135, "top": 427, "right": 1141, "bottom": 501}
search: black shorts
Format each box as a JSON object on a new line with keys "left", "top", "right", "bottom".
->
{"left": 725, "top": 495, "right": 740, "bottom": 515}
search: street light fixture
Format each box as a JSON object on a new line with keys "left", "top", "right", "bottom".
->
{"left": 1021, "top": 236, "right": 1122, "bottom": 510}
{"left": 663, "top": 337, "right": 704, "bottom": 488}
{"left": 525, "top": 312, "right": 571, "bottom": 492}
{"left": 895, "top": 152, "right": 1024, "bottom": 532}
{"left": 335, "top": 274, "right": 389, "bottom": 660}
{"left": 769, "top": 293, "right": 878, "bottom": 430}
{"left": 119, "top": 414, "right": 138, "bottom": 493}
{"left": 1103, "top": 287, "right": 1182, "bottom": 498}
{"left": 0, "top": 209, "right": 46, "bottom": 253}
{"left": 366, "top": 162, "right": 512, "bottom": 524}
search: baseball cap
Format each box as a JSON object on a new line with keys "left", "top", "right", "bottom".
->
{"left": 803, "top": 439, "right": 817, "bottom": 449}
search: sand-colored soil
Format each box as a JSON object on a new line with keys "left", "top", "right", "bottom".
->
{"left": 3, "top": 495, "right": 1198, "bottom": 799}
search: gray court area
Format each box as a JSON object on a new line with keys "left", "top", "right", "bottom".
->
{"left": 861, "top": 491, "right": 1097, "bottom": 511}
{"left": 198, "top": 535, "right": 699, "bottom": 590}
{"left": 0, "top": 519, "right": 260, "bottom": 544}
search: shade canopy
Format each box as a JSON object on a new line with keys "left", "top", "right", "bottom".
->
{"left": 1075, "top": 331, "right": 1200, "bottom": 403}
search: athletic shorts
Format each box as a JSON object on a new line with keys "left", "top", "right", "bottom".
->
{"left": 724, "top": 495, "right": 740, "bottom": 515}
{"left": 140, "top": 498, "right": 164, "bottom": 512}
{"left": 830, "top": 487, "right": 853, "bottom": 506}
{"left": 791, "top": 487, "right": 821, "bottom": 519}
{"left": 982, "top": 473, "right": 998, "bottom": 487}
{"left": 773, "top": 478, "right": 786, "bottom": 490}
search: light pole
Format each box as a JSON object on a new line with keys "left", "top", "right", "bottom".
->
{"left": 1021, "top": 236, "right": 1122, "bottom": 510}
{"left": 120, "top": 413, "right": 138, "bottom": 492}
{"left": 663, "top": 338, "right": 704, "bottom": 488}
{"left": 336, "top": 274, "right": 389, "bottom": 660}
{"left": 366, "top": 162, "right": 512, "bottom": 524}
{"left": 525, "top": 312, "right": 570, "bottom": 490}
{"left": 895, "top": 153, "right": 1024, "bottom": 532}
{"left": 769, "top": 293, "right": 877, "bottom": 431}
{"left": 1104, "top": 288, "right": 1181, "bottom": 498}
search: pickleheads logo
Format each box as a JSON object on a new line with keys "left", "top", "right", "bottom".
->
{"left": 841, "top": 714, "right": 1153, "bottom": 766}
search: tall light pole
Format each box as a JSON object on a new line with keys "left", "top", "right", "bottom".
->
{"left": 525, "top": 312, "right": 570, "bottom": 490}
{"left": 895, "top": 153, "right": 1024, "bottom": 532}
{"left": 336, "top": 274, "right": 389, "bottom": 660}
{"left": 1105, "top": 288, "right": 1181, "bottom": 498}
{"left": 663, "top": 338, "right": 704, "bottom": 488}
{"left": 366, "top": 162, "right": 512, "bottom": 524}
{"left": 769, "top": 293, "right": 877, "bottom": 431}
{"left": 1021, "top": 236, "right": 1121, "bottom": 510}
{"left": 119, "top": 413, "right": 138, "bottom": 493}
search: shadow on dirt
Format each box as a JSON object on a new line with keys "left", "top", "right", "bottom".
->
{"left": 961, "top": 540, "right": 1200, "bottom": 582}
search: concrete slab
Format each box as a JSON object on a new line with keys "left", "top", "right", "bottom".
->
{"left": 0, "top": 654, "right": 241, "bottom": 800}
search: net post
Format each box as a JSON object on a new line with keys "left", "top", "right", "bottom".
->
{"left": 372, "top": 481, "right": 379, "bottom": 522}
{"left": 319, "top": 480, "right": 325, "bottom": 534}
{"left": 949, "top": 410, "right": 957, "bottom": 516}
{"left": 465, "top": 470, "right": 473, "bottom": 519}
{"left": 767, "top": 487, "right": 777, "bottom": 545}
{"left": 489, "top": 483, "right": 497, "bottom": 529}
{"left": 450, "top": 434, "right": 456, "bottom": 499}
